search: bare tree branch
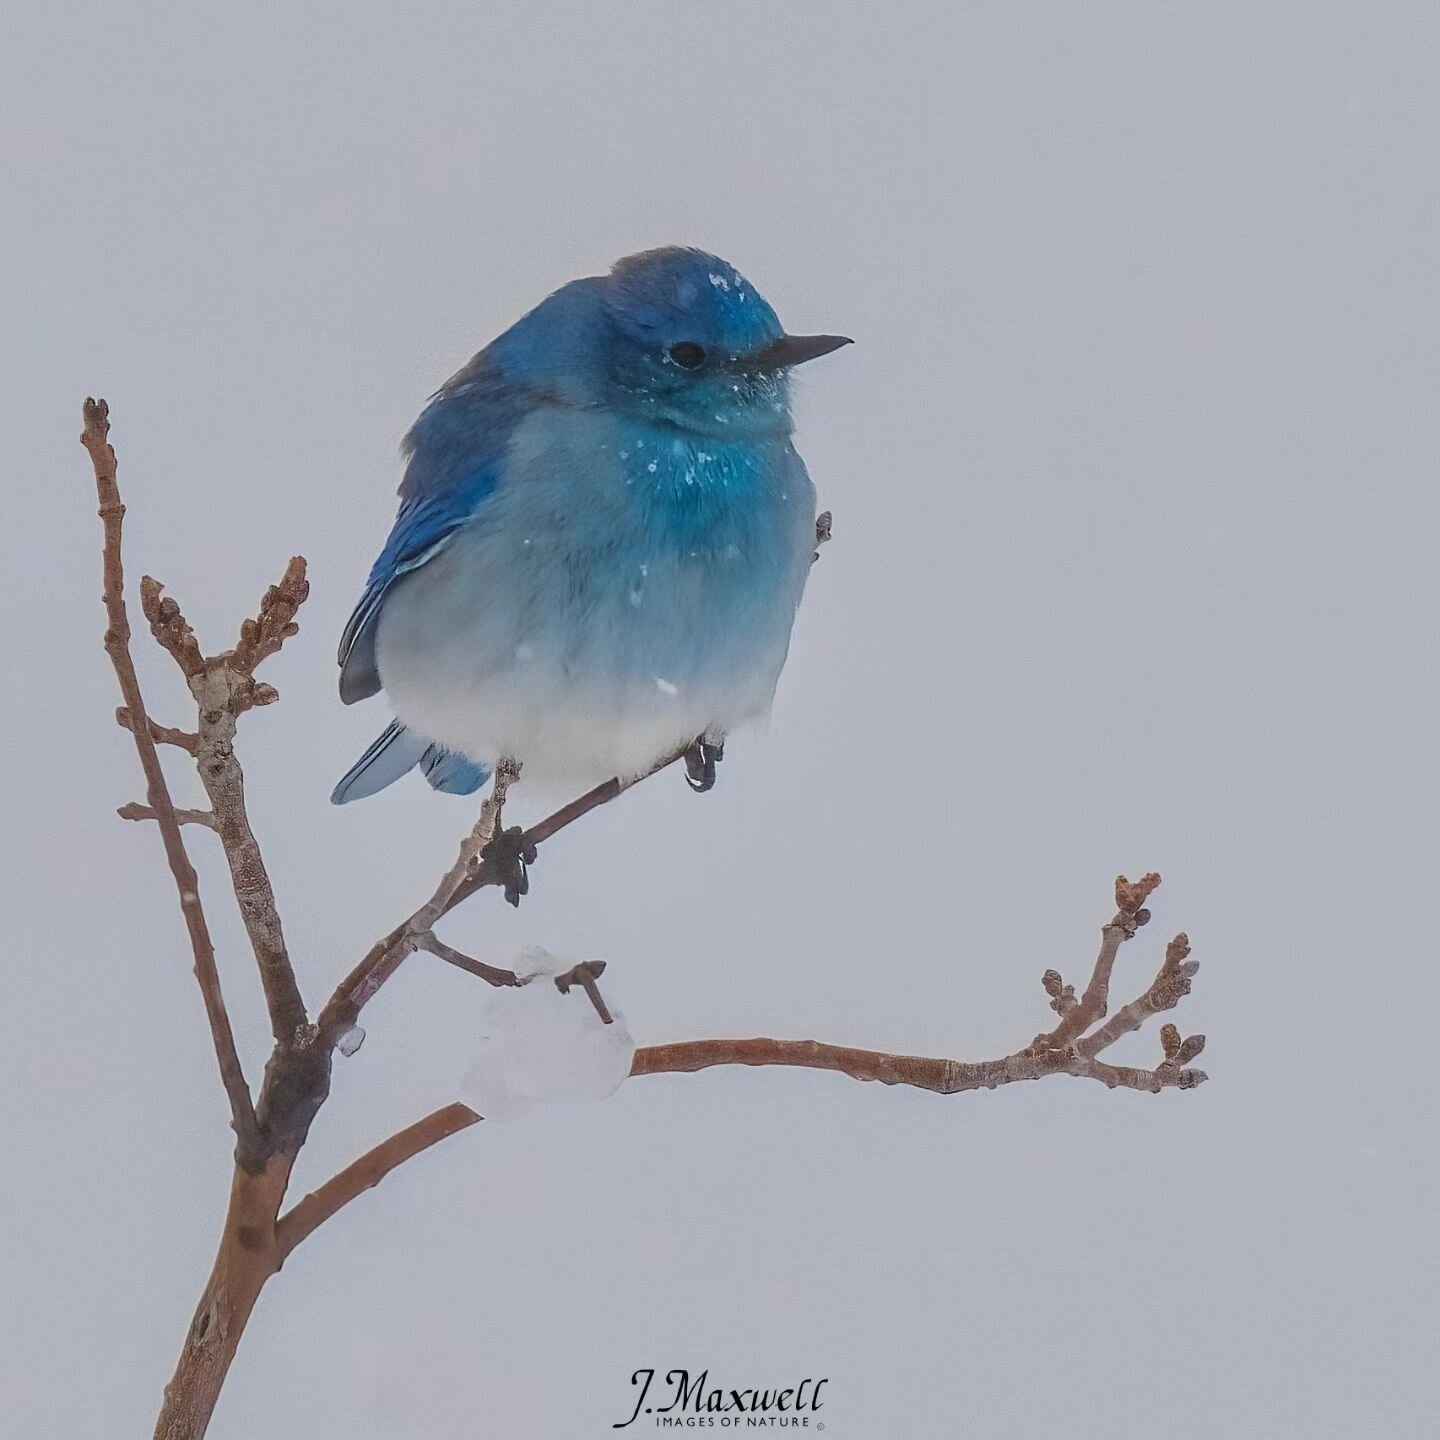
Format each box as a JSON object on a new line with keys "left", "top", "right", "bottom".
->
{"left": 279, "top": 879, "right": 1206, "bottom": 1254}
{"left": 139, "top": 566, "right": 313, "bottom": 1046}
{"left": 1076, "top": 933, "right": 1199, "bottom": 1058}
{"left": 277, "top": 1104, "right": 479, "bottom": 1258}
{"left": 276, "top": 1028, "right": 1206, "bottom": 1259}
{"left": 231, "top": 558, "right": 309, "bottom": 676}
{"left": 631, "top": 1034, "right": 1203, "bottom": 1092}
{"left": 81, "top": 399, "right": 258, "bottom": 1149}
{"left": 316, "top": 749, "right": 688, "bottom": 1047}
{"left": 1028, "top": 871, "right": 1162, "bottom": 1051}
{"left": 139, "top": 575, "right": 205, "bottom": 679}
{"left": 316, "top": 760, "right": 522, "bottom": 1043}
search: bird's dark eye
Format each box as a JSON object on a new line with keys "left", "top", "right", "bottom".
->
{"left": 667, "top": 341, "right": 707, "bottom": 370}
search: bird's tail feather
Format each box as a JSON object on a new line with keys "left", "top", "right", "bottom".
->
{"left": 331, "top": 720, "right": 490, "bottom": 804}
{"left": 420, "top": 745, "right": 491, "bottom": 795}
{"left": 331, "top": 719, "right": 427, "bottom": 804}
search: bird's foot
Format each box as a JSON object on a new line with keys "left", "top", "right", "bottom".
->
{"left": 684, "top": 737, "right": 725, "bottom": 793}
{"left": 479, "top": 825, "right": 538, "bottom": 907}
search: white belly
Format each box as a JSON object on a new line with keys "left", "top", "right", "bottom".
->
{"left": 380, "top": 643, "right": 777, "bottom": 792}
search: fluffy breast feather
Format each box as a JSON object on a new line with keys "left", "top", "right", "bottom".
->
{"left": 374, "top": 407, "right": 816, "bottom": 787}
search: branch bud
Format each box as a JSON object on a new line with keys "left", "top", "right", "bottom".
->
{"left": 1160, "top": 1023, "right": 1182, "bottom": 1060}
{"left": 1176, "top": 1034, "right": 1206, "bottom": 1065}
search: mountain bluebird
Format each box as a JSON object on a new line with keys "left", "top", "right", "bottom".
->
{"left": 332, "top": 246, "right": 849, "bottom": 823}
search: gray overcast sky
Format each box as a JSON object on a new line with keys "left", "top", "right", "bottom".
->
{"left": 2, "top": 3, "right": 1436, "bottom": 1436}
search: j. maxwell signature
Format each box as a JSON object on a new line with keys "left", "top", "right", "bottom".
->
{"left": 614, "top": 1369, "right": 828, "bottom": 1429}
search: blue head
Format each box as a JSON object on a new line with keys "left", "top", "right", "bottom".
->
{"left": 489, "top": 247, "right": 851, "bottom": 440}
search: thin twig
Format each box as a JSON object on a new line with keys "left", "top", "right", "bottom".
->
{"left": 1076, "top": 934, "right": 1197, "bottom": 1059}
{"left": 115, "top": 707, "right": 199, "bottom": 754}
{"left": 316, "top": 760, "right": 521, "bottom": 1045}
{"left": 118, "top": 802, "right": 217, "bottom": 829}
{"left": 441, "top": 745, "right": 687, "bottom": 916}
{"left": 1029, "top": 872, "right": 1161, "bottom": 1051}
{"left": 417, "top": 933, "right": 522, "bottom": 988}
{"left": 81, "top": 399, "right": 258, "bottom": 1149}
{"left": 554, "top": 960, "right": 613, "bottom": 1024}
{"left": 231, "top": 558, "right": 309, "bottom": 675}
{"left": 318, "top": 751, "right": 682, "bottom": 1039}
{"left": 139, "top": 575, "right": 205, "bottom": 679}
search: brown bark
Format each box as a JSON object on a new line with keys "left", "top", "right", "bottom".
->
{"left": 272, "top": 987, "right": 1209, "bottom": 1266}
{"left": 277, "top": 1104, "right": 480, "bottom": 1258}
{"left": 152, "top": 1156, "right": 294, "bottom": 1440}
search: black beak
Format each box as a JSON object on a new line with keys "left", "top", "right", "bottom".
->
{"left": 745, "top": 333, "right": 853, "bottom": 372}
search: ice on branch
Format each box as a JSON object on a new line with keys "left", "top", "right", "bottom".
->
{"left": 336, "top": 1024, "right": 366, "bottom": 1058}
{"left": 460, "top": 948, "right": 635, "bottom": 1121}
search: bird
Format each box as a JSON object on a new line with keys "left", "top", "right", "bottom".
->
{"left": 331, "top": 246, "right": 849, "bottom": 831}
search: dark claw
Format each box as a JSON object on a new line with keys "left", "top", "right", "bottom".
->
{"left": 684, "top": 738, "right": 725, "bottom": 793}
{"left": 480, "top": 825, "right": 538, "bottom": 907}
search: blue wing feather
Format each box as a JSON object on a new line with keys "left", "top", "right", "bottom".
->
{"left": 337, "top": 485, "right": 489, "bottom": 702}
{"left": 337, "top": 353, "right": 528, "bottom": 704}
